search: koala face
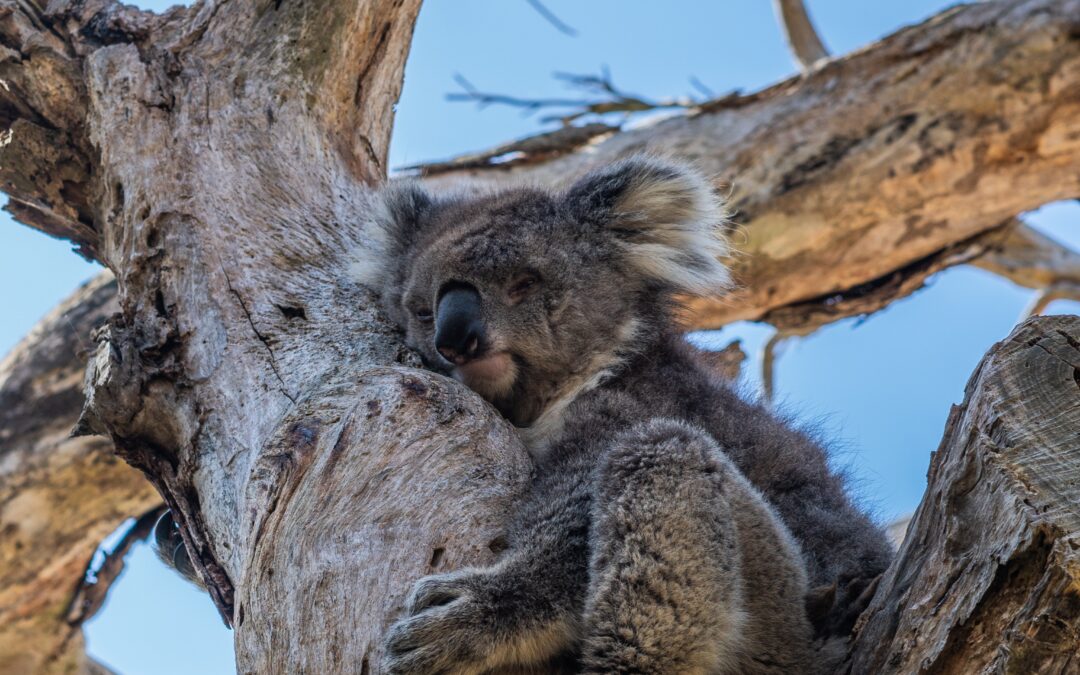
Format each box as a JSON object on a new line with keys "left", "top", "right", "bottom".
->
{"left": 355, "top": 157, "right": 730, "bottom": 427}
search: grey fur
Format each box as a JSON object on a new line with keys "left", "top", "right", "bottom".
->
{"left": 360, "top": 157, "right": 893, "bottom": 674}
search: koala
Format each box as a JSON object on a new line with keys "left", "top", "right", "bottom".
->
{"left": 357, "top": 157, "right": 894, "bottom": 674}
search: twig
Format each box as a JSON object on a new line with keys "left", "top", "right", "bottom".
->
{"left": 447, "top": 69, "right": 701, "bottom": 126}
{"left": 524, "top": 0, "right": 577, "bottom": 37}
{"left": 762, "top": 330, "right": 791, "bottom": 404}
{"left": 397, "top": 122, "right": 617, "bottom": 176}
{"left": 1021, "top": 283, "right": 1080, "bottom": 318}
{"left": 773, "top": 0, "right": 830, "bottom": 71}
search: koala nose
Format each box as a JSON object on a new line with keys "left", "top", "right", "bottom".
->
{"left": 435, "top": 284, "right": 485, "bottom": 365}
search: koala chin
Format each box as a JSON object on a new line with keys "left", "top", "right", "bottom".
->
{"left": 356, "top": 156, "right": 893, "bottom": 674}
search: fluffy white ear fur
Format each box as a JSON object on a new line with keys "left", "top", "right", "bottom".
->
{"left": 347, "top": 181, "right": 430, "bottom": 290}
{"left": 608, "top": 158, "right": 731, "bottom": 297}
{"left": 352, "top": 159, "right": 730, "bottom": 298}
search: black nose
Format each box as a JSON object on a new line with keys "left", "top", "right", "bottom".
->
{"left": 435, "top": 284, "right": 484, "bottom": 365}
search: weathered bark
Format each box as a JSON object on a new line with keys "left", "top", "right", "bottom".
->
{"left": 848, "top": 315, "right": 1080, "bottom": 674}
{"left": 0, "top": 273, "right": 159, "bottom": 675}
{"left": 419, "top": 0, "right": 1080, "bottom": 331}
{"left": 2, "top": 0, "right": 536, "bottom": 671}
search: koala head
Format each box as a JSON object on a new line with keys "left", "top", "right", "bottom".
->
{"left": 354, "top": 157, "right": 729, "bottom": 427}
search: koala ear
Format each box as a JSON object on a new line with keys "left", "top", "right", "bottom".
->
{"left": 349, "top": 181, "right": 435, "bottom": 290}
{"left": 566, "top": 156, "right": 731, "bottom": 296}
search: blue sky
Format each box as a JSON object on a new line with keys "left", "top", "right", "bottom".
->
{"left": 1, "top": 1, "right": 1076, "bottom": 673}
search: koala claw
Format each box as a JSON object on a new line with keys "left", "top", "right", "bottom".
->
{"left": 406, "top": 572, "right": 476, "bottom": 614}
{"left": 383, "top": 572, "right": 499, "bottom": 675}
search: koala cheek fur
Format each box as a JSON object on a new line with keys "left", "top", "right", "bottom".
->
{"left": 363, "top": 156, "right": 893, "bottom": 674}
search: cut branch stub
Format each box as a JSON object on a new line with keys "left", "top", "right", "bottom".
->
{"left": 848, "top": 315, "right": 1080, "bottom": 673}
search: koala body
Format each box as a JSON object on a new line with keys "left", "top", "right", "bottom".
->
{"left": 358, "top": 158, "right": 893, "bottom": 674}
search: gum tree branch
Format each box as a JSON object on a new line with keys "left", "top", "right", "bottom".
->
{"left": 1, "top": 0, "right": 533, "bottom": 672}
{"left": 0, "top": 273, "right": 159, "bottom": 675}
{"left": 420, "top": 0, "right": 1080, "bottom": 331}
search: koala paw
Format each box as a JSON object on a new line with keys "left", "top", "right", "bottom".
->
{"left": 382, "top": 571, "right": 503, "bottom": 675}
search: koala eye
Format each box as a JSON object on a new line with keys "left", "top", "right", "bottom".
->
{"left": 507, "top": 273, "right": 541, "bottom": 304}
{"left": 415, "top": 308, "right": 434, "bottom": 324}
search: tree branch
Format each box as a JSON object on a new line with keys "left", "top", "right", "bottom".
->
{"left": 447, "top": 68, "right": 704, "bottom": 126}
{"left": 523, "top": 0, "right": 577, "bottom": 37}
{"left": 0, "top": 273, "right": 159, "bottom": 675}
{"left": 3, "top": 0, "right": 529, "bottom": 669}
{"left": 773, "top": 0, "right": 830, "bottom": 70}
{"left": 64, "top": 506, "right": 166, "bottom": 626}
{"left": 971, "top": 219, "right": 1080, "bottom": 318}
{"left": 848, "top": 315, "right": 1080, "bottom": 672}
{"left": 421, "top": 0, "right": 1080, "bottom": 330}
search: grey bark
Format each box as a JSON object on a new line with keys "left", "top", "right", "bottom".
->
{"left": 1, "top": 0, "right": 535, "bottom": 671}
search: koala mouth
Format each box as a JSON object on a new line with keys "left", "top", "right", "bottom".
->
{"left": 454, "top": 351, "right": 517, "bottom": 399}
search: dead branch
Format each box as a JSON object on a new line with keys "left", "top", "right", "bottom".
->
{"left": 971, "top": 219, "right": 1080, "bottom": 318}
{"left": 64, "top": 506, "right": 166, "bottom": 626}
{"left": 447, "top": 68, "right": 704, "bottom": 126}
{"left": 398, "top": 123, "right": 618, "bottom": 176}
{"left": 773, "top": 0, "right": 830, "bottom": 70}
{"left": 0, "top": 273, "right": 159, "bottom": 675}
{"left": 1022, "top": 283, "right": 1080, "bottom": 317}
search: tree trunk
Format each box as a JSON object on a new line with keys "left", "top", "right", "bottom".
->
{"left": 2, "top": 0, "right": 1079, "bottom": 673}
{"left": 3, "top": 0, "right": 534, "bottom": 670}
{"left": 849, "top": 314, "right": 1080, "bottom": 674}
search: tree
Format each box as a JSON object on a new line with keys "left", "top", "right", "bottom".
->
{"left": 0, "top": 0, "right": 1077, "bottom": 672}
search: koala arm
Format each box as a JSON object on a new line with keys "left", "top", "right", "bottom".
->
{"left": 383, "top": 458, "right": 594, "bottom": 675}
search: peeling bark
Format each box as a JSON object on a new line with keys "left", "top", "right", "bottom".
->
{"left": 848, "top": 315, "right": 1080, "bottom": 674}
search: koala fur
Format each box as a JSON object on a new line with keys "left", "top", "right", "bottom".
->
{"left": 357, "top": 157, "right": 893, "bottom": 674}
